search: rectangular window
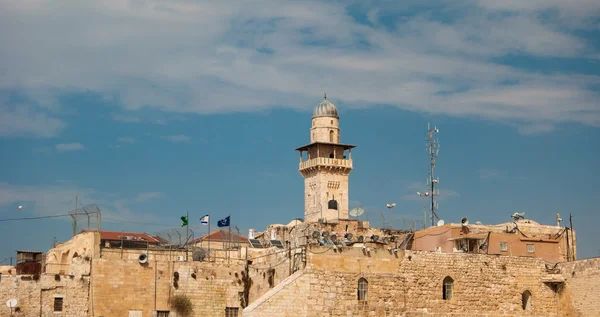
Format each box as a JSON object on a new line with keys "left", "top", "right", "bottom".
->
{"left": 225, "top": 307, "right": 239, "bottom": 317}
{"left": 53, "top": 297, "right": 63, "bottom": 312}
{"left": 500, "top": 242, "right": 508, "bottom": 251}
{"left": 156, "top": 311, "right": 169, "bottom": 317}
{"left": 128, "top": 311, "right": 142, "bottom": 317}
{"left": 527, "top": 244, "right": 535, "bottom": 253}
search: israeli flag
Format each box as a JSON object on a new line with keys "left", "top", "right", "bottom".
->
{"left": 217, "top": 216, "right": 230, "bottom": 227}
{"left": 199, "top": 214, "right": 209, "bottom": 225}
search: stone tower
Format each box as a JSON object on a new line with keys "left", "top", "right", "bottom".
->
{"left": 295, "top": 95, "right": 355, "bottom": 223}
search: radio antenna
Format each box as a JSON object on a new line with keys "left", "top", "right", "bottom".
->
{"left": 425, "top": 123, "right": 440, "bottom": 227}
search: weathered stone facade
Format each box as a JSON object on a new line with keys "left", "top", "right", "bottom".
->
{"left": 297, "top": 97, "right": 355, "bottom": 223}
{"left": 0, "top": 256, "right": 90, "bottom": 316}
{"left": 244, "top": 247, "right": 600, "bottom": 317}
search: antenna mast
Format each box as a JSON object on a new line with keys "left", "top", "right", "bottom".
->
{"left": 425, "top": 123, "right": 440, "bottom": 227}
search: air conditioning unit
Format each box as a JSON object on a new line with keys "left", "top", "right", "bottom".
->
{"left": 177, "top": 255, "right": 185, "bottom": 262}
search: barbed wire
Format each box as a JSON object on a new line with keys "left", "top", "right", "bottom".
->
{"left": 0, "top": 214, "right": 71, "bottom": 222}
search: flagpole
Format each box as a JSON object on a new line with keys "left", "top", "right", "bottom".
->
{"left": 186, "top": 209, "right": 189, "bottom": 262}
{"left": 228, "top": 213, "right": 231, "bottom": 266}
{"left": 208, "top": 211, "right": 211, "bottom": 263}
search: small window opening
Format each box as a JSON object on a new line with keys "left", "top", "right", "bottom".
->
{"left": 225, "top": 307, "right": 239, "bottom": 317}
{"left": 442, "top": 276, "right": 453, "bottom": 300}
{"left": 357, "top": 278, "right": 368, "bottom": 301}
{"left": 500, "top": 242, "right": 508, "bottom": 251}
{"left": 522, "top": 290, "right": 532, "bottom": 311}
{"left": 329, "top": 130, "right": 334, "bottom": 142}
{"left": 329, "top": 153, "right": 334, "bottom": 158}
{"left": 328, "top": 200, "right": 338, "bottom": 210}
{"left": 156, "top": 311, "right": 170, "bottom": 317}
{"left": 331, "top": 120, "right": 333, "bottom": 124}
{"left": 53, "top": 297, "right": 64, "bottom": 312}
{"left": 527, "top": 244, "right": 535, "bottom": 253}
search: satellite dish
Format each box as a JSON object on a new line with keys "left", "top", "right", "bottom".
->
{"left": 311, "top": 231, "right": 320, "bottom": 239}
{"left": 321, "top": 231, "right": 329, "bottom": 238}
{"left": 357, "top": 235, "right": 364, "bottom": 243}
{"left": 382, "top": 237, "right": 389, "bottom": 244}
{"left": 6, "top": 299, "right": 17, "bottom": 308}
{"left": 344, "top": 233, "right": 353, "bottom": 240}
{"left": 461, "top": 218, "right": 469, "bottom": 226}
{"left": 330, "top": 234, "right": 337, "bottom": 242}
{"left": 370, "top": 235, "right": 379, "bottom": 242}
{"left": 437, "top": 219, "right": 445, "bottom": 226}
{"left": 138, "top": 253, "right": 148, "bottom": 264}
{"left": 349, "top": 206, "right": 364, "bottom": 217}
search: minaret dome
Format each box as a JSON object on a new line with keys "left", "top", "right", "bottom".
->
{"left": 312, "top": 95, "right": 339, "bottom": 118}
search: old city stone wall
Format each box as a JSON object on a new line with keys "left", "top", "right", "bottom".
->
{"left": 0, "top": 256, "right": 90, "bottom": 317}
{"left": 91, "top": 256, "right": 246, "bottom": 316}
{"left": 91, "top": 246, "right": 294, "bottom": 316}
{"left": 557, "top": 258, "right": 600, "bottom": 317}
{"left": 245, "top": 248, "right": 581, "bottom": 317}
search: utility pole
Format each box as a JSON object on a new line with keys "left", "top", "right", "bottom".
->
{"left": 425, "top": 123, "right": 440, "bottom": 227}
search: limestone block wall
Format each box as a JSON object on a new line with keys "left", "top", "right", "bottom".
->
{"left": 244, "top": 248, "right": 570, "bottom": 317}
{"left": 311, "top": 117, "right": 340, "bottom": 143}
{"left": 91, "top": 258, "right": 247, "bottom": 316}
{"left": 304, "top": 170, "right": 350, "bottom": 222}
{"left": 46, "top": 231, "right": 99, "bottom": 274}
{"left": 558, "top": 258, "right": 600, "bottom": 316}
{"left": 244, "top": 270, "right": 309, "bottom": 317}
{"left": 0, "top": 260, "right": 90, "bottom": 316}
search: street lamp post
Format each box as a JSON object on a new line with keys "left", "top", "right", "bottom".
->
{"left": 417, "top": 192, "right": 430, "bottom": 229}
{"left": 385, "top": 203, "right": 396, "bottom": 229}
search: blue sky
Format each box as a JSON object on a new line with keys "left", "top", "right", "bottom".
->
{"left": 1, "top": 0, "right": 599, "bottom": 262}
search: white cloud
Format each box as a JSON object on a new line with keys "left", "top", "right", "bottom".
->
{"left": 0, "top": 105, "right": 66, "bottom": 138}
{"left": 518, "top": 123, "right": 555, "bottom": 135}
{"left": 0, "top": 182, "right": 169, "bottom": 226}
{"left": 0, "top": 182, "right": 96, "bottom": 216}
{"left": 478, "top": 169, "right": 500, "bottom": 179}
{"left": 112, "top": 114, "right": 141, "bottom": 123}
{"left": 0, "top": 0, "right": 598, "bottom": 133}
{"left": 135, "top": 192, "right": 163, "bottom": 203}
{"left": 55, "top": 143, "right": 85, "bottom": 151}
{"left": 161, "top": 135, "right": 190, "bottom": 143}
{"left": 117, "top": 136, "right": 136, "bottom": 143}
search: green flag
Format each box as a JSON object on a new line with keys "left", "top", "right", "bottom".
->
{"left": 180, "top": 216, "right": 188, "bottom": 227}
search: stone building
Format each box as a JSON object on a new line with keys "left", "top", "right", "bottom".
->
{"left": 296, "top": 95, "right": 356, "bottom": 223}
{"left": 1, "top": 96, "right": 599, "bottom": 317}
{"left": 413, "top": 218, "right": 576, "bottom": 263}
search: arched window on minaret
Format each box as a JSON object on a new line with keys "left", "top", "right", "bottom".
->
{"left": 330, "top": 130, "right": 334, "bottom": 142}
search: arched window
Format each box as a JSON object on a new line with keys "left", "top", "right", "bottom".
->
{"left": 329, "top": 130, "right": 334, "bottom": 142}
{"left": 443, "top": 276, "right": 454, "bottom": 300}
{"left": 329, "top": 153, "right": 334, "bottom": 158}
{"left": 522, "top": 290, "right": 532, "bottom": 311}
{"left": 328, "top": 199, "right": 338, "bottom": 210}
{"left": 357, "top": 278, "right": 368, "bottom": 301}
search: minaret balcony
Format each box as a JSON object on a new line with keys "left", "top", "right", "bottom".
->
{"left": 299, "top": 157, "right": 353, "bottom": 170}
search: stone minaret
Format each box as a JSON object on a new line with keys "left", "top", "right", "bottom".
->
{"left": 295, "top": 95, "right": 355, "bottom": 223}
